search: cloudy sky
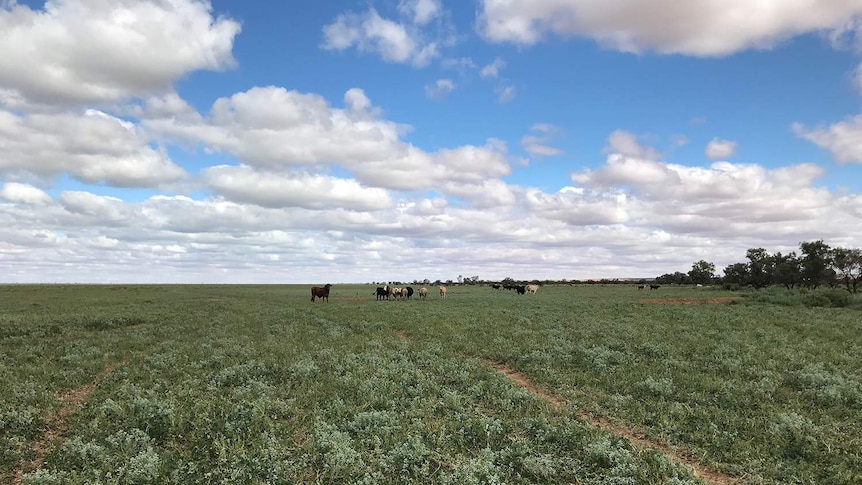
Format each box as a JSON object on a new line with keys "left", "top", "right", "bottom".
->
{"left": 1, "top": 0, "right": 862, "bottom": 284}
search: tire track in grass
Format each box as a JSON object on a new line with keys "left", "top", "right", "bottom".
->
{"left": 393, "top": 330, "right": 738, "bottom": 485}
{"left": 483, "top": 359, "right": 740, "bottom": 485}
{"left": 12, "top": 363, "right": 117, "bottom": 484}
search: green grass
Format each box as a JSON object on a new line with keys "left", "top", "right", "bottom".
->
{"left": 1, "top": 284, "right": 860, "bottom": 484}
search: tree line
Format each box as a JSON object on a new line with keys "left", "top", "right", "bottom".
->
{"left": 656, "top": 240, "right": 862, "bottom": 293}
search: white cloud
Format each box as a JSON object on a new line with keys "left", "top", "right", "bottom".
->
{"left": 794, "top": 116, "right": 862, "bottom": 163}
{"left": 572, "top": 155, "right": 829, "bottom": 217}
{"left": 521, "top": 123, "right": 562, "bottom": 157}
{"left": 425, "top": 78, "right": 455, "bottom": 99}
{"left": 0, "top": 108, "right": 187, "bottom": 186}
{"left": 202, "top": 165, "right": 393, "bottom": 211}
{"left": 0, "top": 0, "right": 240, "bottom": 105}
{"left": 476, "top": 0, "right": 862, "bottom": 56}
{"left": 0, "top": 161, "right": 859, "bottom": 283}
{"left": 603, "top": 130, "right": 661, "bottom": 160}
{"left": 705, "top": 137, "right": 738, "bottom": 159}
{"left": 398, "top": 0, "right": 442, "bottom": 25}
{"left": 0, "top": 182, "right": 51, "bottom": 204}
{"left": 145, "top": 87, "right": 512, "bottom": 192}
{"left": 321, "top": 8, "right": 440, "bottom": 67}
{"left": 495, "top": 85, "right": 516, "bottom": 103}
{"left": 481, "top": 57, "right": 506, "bottom": 78}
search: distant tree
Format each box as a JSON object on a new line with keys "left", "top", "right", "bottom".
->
{"left": 688, "top": 260, "right": 716, "bottom": 285}
{"left": 655, "top": 271, "right": 690, "bottom": 285}
{"left": 723, "top": 262, "right": 748, "bottom": 287}
{"left": 800, "top": 240, "right": 832, "bottom": 289}
{"left": 746, "top": 248, "right": 774, "bottom": 289}
{"left": 831, "top": 247, "right": 862, "bottom": 293}
{"left": 772, "top": 252, "right": 801, "bottom": 289}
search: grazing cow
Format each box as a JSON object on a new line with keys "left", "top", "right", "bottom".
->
{"left": 400, "top": 287, "right": 409, "bottom": 299}
{"left": 387, "top": 286, "right": 396, "bottom": 299}
{"left": 439, "top": 285, "right": 447, "bottom": 298}
{"left": 406, "top": 286, "right": 414, "bottom": 299}
{"left": 491, "top": 283, "right": 502, "bottom": 290}
{"left": 516, "top": 285, "right": 526, "bottom": 295}
{"left": 525, "top": 284, "right": 539, "bottom": 294}
{"left": 375, "top": 287, "right": 388, "bottom": 300}
{"left": 418, "top": 287, "right": 428, "bottom": 299}
{"left": 503, "top": 284, "right": 517, "bottom": 291}
{"left": 311, "top": 284, "right": 332, "bottom": 302}
{"left": 637, "top": 285, "right": 645, "bottom": 290}
{"left": 649, "top": 284, "right": 660, "bottom": 290}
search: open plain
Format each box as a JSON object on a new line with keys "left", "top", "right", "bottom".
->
{"left": 1, "top": 284, "right": 860, "bottom": 484}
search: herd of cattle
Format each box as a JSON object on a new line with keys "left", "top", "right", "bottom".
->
{"left": 312, "top": 282, "right": 663, "bottom": 301}
{"left": 311, "top": 283, "right": 548, "bottom": 302}
{"left": 374, "top": 285, "right": 443, "bottom": 300}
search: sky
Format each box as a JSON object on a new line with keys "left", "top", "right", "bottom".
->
{"left": 1, "top": 0, "right": 862, "bottom": 284}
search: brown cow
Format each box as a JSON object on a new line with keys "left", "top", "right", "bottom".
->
{"left": 439, "top": 285, "right": 447, "bottom": 298}
{"left": 418, "top": 287, "right": 428, "bottom": 299}
{"left": 311, "top": 284, "right": 332, "bottom": 302}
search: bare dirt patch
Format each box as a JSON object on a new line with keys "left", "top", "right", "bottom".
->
{"left": 12, "top": 363, "right": 117, "bottom": 484}
{"left": 483, "top": 359, "right": 739, "bottom": 485}
{"left": 394, "top": 330, "right": 409, "bottom": 341}
{"left": 640, "top": 297, "right": 744, "bottom": 305}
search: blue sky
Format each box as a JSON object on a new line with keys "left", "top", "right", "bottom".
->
{"left": 1, "top": 0, "right": 861, "bottom": 283}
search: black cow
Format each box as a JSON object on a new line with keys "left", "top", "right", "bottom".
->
{"left": 375, "top": 287, "right": 388, "bottom": 300}
{"left": 516, "top": 285, "right": 526, "bottom": 294}
{"left": 406, "top": 286, "right": 414, "bottom": 299}
{"left": 637, "top": 285, "right": 645, "bottom": 290}
{"left": 491, "top": 283, "right": 502, "bottom": 290}
{"left": 649, "top": 284, "right": 660, "bottom": 290}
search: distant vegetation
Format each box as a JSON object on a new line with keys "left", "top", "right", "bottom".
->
{"left": 655, "top": 240, "right": 862, "bottom": 304}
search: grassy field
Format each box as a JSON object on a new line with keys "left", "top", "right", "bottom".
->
{"left": 1, "top": 284, "right": 860, "bottom": 484}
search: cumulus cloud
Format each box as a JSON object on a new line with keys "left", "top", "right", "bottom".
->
{"left": 321, "top": 7, "right": 441, "bottom": 67}
{"left": 521, "top": 123, "right": 562, "bottom": 157}
{"left": 476, "top": 0, "right": 862, "bottom": 56}
{"left": 705, "top": 137, "right": 738, "bottom": 159}
{"left": 0, "top": 108, "right": 187, "bottom": 186}
{"left": 202, "top": 165, "right": 393, "bottom": 211}
{"left": 481, "top": 57, "right": 506, "bottom": 78}
{"left": 793, "top": 116, "right": 862, "bottom": 163}
{"left": 425, "top": 78, "right": 455, "bottom": 99}
{"left": 398, "top": 0, "right": 442, "bottom": 25}
{"left": 0, "top": 0, "right": 240, "bottom": 105}
{"left": 0, "top": 157, "right": 859, "bottom": 283}
{"left": 144, "top": 86, "right": 512, "bottom": 193}
{"left": 0, "top": 182, "right": 51, "bottom": 205}
{"left": 572, "top": 154, "right": 829, "bottom": 220}
{"left": 603, "top": 130, "right": 661, "bottom": 160}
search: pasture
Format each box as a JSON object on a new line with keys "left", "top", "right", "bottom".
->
{"left": 1, "top": 284, "right": 860, "bottom": 484}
